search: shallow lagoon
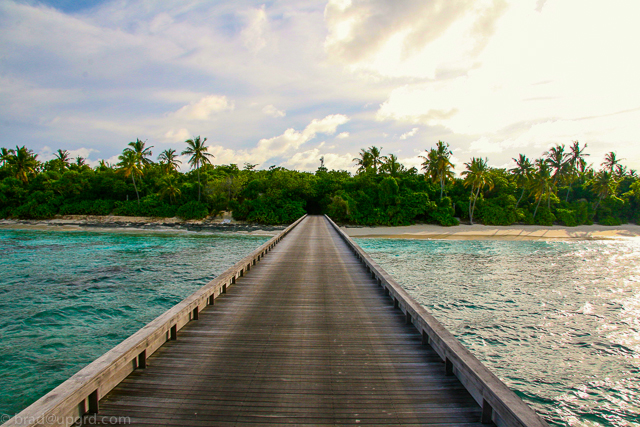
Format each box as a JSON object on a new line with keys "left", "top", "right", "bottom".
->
{"left": 358, "top": 237, "right": 640, "bottom": 427}
{"left": 0, "top": 229, "right": 269, "bottom": 416}
{"left": 1, "top": 229, "right": 638, "bottom": 426}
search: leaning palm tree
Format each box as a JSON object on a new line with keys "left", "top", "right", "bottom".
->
{"left": 461, "top": 157, "right": 493, "bottom": 225}
{"left": 7, "top": 146, "right": 39, "bottom": 183}
{"left": 182, "top": 136, "right": 214, "bottom": 201}
{"left": 158, "top": 148, "right": 182, "bottom": 174}
{"left": 118, "top": 150, "right": 143, "bottom": 205}
{"left": 509, "top": 154, "right": 534, "bottom": 208}
{"left": 125, "top": 138, "right": 154, "bottom": 168}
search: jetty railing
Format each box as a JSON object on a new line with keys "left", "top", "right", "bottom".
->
{"left": 2, "top": 215, "right": 307, "bottom": 427}
{"left": 325, "top": 215, "right": 549, "bottom": 427}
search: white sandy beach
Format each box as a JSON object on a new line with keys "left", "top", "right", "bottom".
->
{"left": 342, "top": 223, "right": 640, "bottom": 240}
{"left": 2, "top": 215, "right": 640, "bottom": 240}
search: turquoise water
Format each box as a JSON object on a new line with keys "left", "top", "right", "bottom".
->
{"left": 356, "top": 237, "right": 640, "bottom": 427}
{"left": 0, "top": 229, "right": 270, "bottom": 417}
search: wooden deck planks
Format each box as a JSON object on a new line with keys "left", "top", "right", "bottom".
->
{"left": 94, "top": 216, "right": 486, "bottom": 426}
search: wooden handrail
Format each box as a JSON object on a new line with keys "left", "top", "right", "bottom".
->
{"left": 325, "top": 215, "right": 549, "bottom": 427}
{"left": 2, "top": 215, "right": 307, "bottom": 427}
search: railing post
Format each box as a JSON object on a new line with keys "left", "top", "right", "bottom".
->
{"left": 137, "top": 350, "right": 146, "bottom": 369}
{"left": 445, "top": 358, "right": 454, "bottom": 376}
{"left": 170, "top": 325, "right": 177, "bottom": 340}
{"left": 422, "top": 330, "right": 429, "bottom": 345}
{"left": 192, "top": 307, "right": 199, "bottom": 320}
{"left": 481, "top": 399, "right": 493, "bottom": 424}
{"left": 88, "top": 389, "right": 99, "bottom": 415}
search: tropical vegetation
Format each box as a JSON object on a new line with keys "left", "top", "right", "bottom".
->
{"left": 0, "top": 139, "right": 638, "bottom": 226}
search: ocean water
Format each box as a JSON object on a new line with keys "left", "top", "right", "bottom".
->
{"left": 0, "top": 229, "right": 270, "bottom": 417}
{"left": 356, "top": 237, "right": 640, "bottom": 427}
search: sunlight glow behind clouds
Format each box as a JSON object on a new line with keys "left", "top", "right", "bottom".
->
{"left": 0, "top": 0, "right": 638, "bottom": 171}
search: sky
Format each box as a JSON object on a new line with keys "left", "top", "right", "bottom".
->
{"left": 1, "top": 0, "right": 639, "bottom": 173}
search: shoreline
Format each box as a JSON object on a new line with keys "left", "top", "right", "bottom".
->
{"left": 342, "top": 223, "right": 640, "bottom": 241}
{"left": 0, "top": 215, "right": 285, "bottom": 236}
{"left": 2, "top": 216, "right": 640, "bottom": 241}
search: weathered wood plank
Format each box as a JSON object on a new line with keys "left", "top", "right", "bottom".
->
{"left": 91, "top": 216, "right": 488, "bottom": 426}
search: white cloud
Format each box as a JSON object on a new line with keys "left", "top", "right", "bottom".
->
{"left": 336, "top": 132, "right": 350, "bottom": 139}
{"left": 208, "top": 114, "right": 350, "bottom": 167}
{"left": 324, "top": 0, "right": 506, "bottom": 78}
{"left": 241, "top": 5, "right": 268, "bottom": 52}
{"left": 262, "top": 104, "right": 286, "bottom": 118}
{"left": 164, "top": 128, "right": 191, "bottom": 143}
{"left": 172, "top": 95, "right": 234, "bottom": 121}
{"left": 373, "top": 0, "right": 640, "bottom": 169}
{"left": 399, "top": 127, "right": 419, "bottom": 139}
{"left": 283, "top": 148, "right": 356, "bottom": 171}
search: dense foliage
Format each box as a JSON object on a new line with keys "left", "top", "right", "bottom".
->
{"left": 0, "top": 141, "right": 638, "bottom": 226}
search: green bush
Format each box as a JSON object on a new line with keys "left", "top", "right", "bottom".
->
{"left": 112, "top": 201, "right": 142, "bottom": 216}
{"left": 177, "top": 201, "right": 210, "bottom": 220}
{"left": 478, "top": 202, "right": 516, "bottom": 226}
{"left": 534, "top": 207, "right": 556, "bottom": 226}
{"left": 14, "top": 201, "right": 57, "bottom": 219}
{"left": 428, "top": 197, "right": 458, "bottom": 226}
{"left": 555, "top": 209, "right": 578, "bottom": 227}
{"left": 599, "top": 216, "right": 622, "bottom": 226}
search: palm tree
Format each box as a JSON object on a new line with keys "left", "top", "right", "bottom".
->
{"left": 530, "top": 158, "right": 555, "bottom": 218}
{"left": 182, "top": 136, "right": 214, "bottom": 202}
{"left": 380, "top": 154, "right": 406, "bottom": 176}
{"left": 7, "top": 146, "right": 39, "bottom": 183}
{"left": 118, "top": 150, "right": 143, "bottom": 205}
{"left": 509, "top": 154, "right": 534, "bottom": 208}
{"left": 544, "top": 144, "right": 569, "bottom": 186}
{"left": 158, "top": 148, "right": 182, "bottom": 173}
{"left": 367, "top": 146, "right": 386, "bottom": 174}
{"left": 421, "top": 141, "right": 455, "bottom": 199}
{"left": 461, "top": 157, "right": 494, "bottom": 225}
{"left": 565, "top": 141, "right": 589, "bottom": 201}
{"left": 614, "top": 164, "right": 627, "bottom": 179}
{"left": 96, "top": 159, "right": 112, "bottom": 171}
{"left": 75, "top": 156, "right": 86, "bottom": 167}
{"left": 590, "top": 171, "right": 618, "bottom": 218}
{"left": 0, "top": 147, "right": 15, "bottom": 167}
{"left": 602, "top": 151, "right": 621, "bottom": 174}
{"left": 353, "top": 148, "right": 373, "bottom": 173}
{"left": 124, "top": 138, "right": 154, "bottom": 168}
{"left": 54, "top": 149, "right": 71, "bottom": 170}
{"left": 158, "top": 175, "right": 182, "bottom": 204}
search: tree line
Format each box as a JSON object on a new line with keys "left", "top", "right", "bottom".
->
{"left": 1, "top": 139, "right": 638, "bottom": 226}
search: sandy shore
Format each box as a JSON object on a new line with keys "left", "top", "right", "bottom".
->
{"left": 342, "top": 223, "right": 640, "bottom": 240}
{"left": 2, "top": 216, "right": 639, "bottom": 240}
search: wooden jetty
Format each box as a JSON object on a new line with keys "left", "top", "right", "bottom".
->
{"left": 3, "top": 215, "right": 548, "bottom": 427}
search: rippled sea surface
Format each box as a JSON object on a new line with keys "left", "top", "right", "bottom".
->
{"left": 0, "top": 229, "right": 269, "bottom": 416}
{"left": 356, "top": 237, "right": 640, "bottom": 427}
